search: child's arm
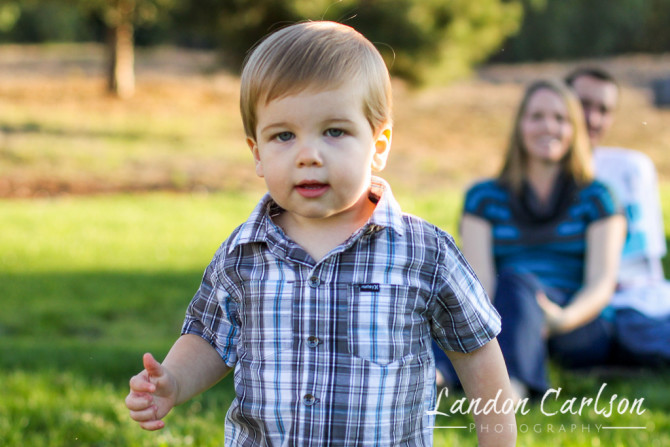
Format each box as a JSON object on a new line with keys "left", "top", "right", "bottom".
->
{"left": 447, "top": 338, "right": 517, "bottom": 446}
{"left": 125, "top": 334, "right": 232, "bottom": 431}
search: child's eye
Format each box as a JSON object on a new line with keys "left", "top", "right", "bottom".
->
{"left": 325, "top": 128, "right": 345, "bottom": 138}
{"left": 275, "top": 131, "right": 294, "bottom": 142}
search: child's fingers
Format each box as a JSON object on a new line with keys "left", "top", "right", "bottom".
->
{"left": 128, "top": 405, "right": 159, "bottom": 422}
{"left": 139, "top": 419, "right": 166, "bottom": 431}
{"left": 125, "top": 391, "right": 153, "bottom": 411}
{"left": 130, "top": 407, "right": 167, "bottom": 431}
{"left": 128, "top": 403, "right": 166, "bottom": 431}
{"left": 129, "top": 372, "right": 156, "bottom": 393}
{"left": 142, "top": 352, "right": 163, "bottom": 378}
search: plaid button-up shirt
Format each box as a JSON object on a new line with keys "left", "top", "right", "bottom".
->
{"left": 182, "top": 178, "right": 501, "bottom": 446}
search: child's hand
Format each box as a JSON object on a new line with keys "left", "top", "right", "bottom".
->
{"left": 125, "top": 353, "right": 178, "bottom": 431}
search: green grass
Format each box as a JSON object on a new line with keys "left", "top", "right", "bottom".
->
{"left": 1, "top": 190, "right": 669, "bottom": 446}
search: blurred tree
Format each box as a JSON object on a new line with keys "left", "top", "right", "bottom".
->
{"left": 2, "top": 0, "right": 668, "bottom": 89}
{"left": 0, "top": 1, "right": 20, "bottom": 33}
{"left": 0, "top": 0, "right": 95, "bottom": 41}
{"left": 0, "top": 0, "right": 181, "bottom": 97}
{"left": 490, "top": 0, "right": 670, "bottom": 62}
{"left": 68, "top": 0, "right": 182, "bottom": 98}
{"left": 176, "top": 0, "right": 523, "bottom": 85}
{"left": 638, "top": 0, "right": 670, "bottom": 53}
{"left": 173, "top": 0, "right": 296, "bottom": 69}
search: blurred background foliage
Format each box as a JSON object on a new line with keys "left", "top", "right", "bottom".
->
{"left": 2, "top": 1, "right": 669, "bottom": 61}
{"left": 0, "top": 0, "right": 522, "bottom": 85}
{"left": 0, "top": 0, "right": 668, "bottom": 94}
{"left": 491, "top": 0, "right": 670, "bottom": 62}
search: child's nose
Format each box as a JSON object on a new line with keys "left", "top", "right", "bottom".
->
{"left": 295, "top": 141, "right": 323, "bottom": 167}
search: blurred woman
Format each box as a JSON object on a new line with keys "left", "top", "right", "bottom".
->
{"left": 451, "top": 80, "right": 626, "bottom": 397}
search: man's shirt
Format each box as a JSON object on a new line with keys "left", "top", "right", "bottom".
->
{"left": 182, "top": 177, "right": 501, "bottom": 446}
{"left": 594, "top": 147, "right": 666, "bottom": 283}
{"left": 594, "top": 147, "right": 670, "bottom": 318}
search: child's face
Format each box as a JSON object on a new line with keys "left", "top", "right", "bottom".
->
{"left": 247, "top": 82, "right": 391, "bottom": 227}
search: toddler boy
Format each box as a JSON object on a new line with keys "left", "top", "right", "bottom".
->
{"left": 126, "top": 21, "right": 516, "bottom": 446}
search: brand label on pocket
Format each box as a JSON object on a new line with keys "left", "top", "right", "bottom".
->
{"left": 358, "top": 283, "right": 380, "bottom": 292}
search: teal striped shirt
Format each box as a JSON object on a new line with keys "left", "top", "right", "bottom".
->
{"left": 464, "top": 178, "right": 619, "bottom": 300}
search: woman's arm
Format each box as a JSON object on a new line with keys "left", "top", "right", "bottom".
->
{"left": 460, "top": 214, "right": 497, "bottom": 299}
{"left": 539, "top": 214, "right": 626, "bottom": 334}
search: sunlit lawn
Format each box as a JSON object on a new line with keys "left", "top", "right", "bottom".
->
{"left": 1, "top": 191, "right": 669, "bottom": 446}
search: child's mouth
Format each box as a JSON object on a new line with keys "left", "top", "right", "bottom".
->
{"left": 296, "top": 182, "right": 329, "bottom": 198}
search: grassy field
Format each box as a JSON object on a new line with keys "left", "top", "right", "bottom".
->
{"left": 1, "top": 44, "right": 670, "bottom": 446}
{"left": 1, "top": 192, "right": 669, "bottom": 446}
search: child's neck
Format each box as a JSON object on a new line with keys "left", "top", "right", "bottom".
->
{"left": 275, "top": 200, "right": 377, "bottom": 262}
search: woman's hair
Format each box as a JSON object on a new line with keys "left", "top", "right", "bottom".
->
{"left": 240, "top": 21, "right": 392, "bottom": 140}
{"left": 498, "top": 79, "right": 593, "bottom": 192}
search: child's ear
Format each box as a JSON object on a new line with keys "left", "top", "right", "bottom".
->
{"left": 371, "top": 126, "right": 392, "bottom": 172}
{"left": 247, "top": 137, "right": 264, "bottom": 178}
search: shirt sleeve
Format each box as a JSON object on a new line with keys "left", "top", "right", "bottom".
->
{"left": 431, "top": 233, "right": 501, "bottom": 354}
{"left": 627, "top": 156, "right": 666, "bottom": 258}
{"left": 584, "top": 181, "right": 621, "bottom": 222}
{"left": 462, "top": 180, "right": 501, "bottom": 220}
{"left": 181, "top": 254, "right": 240, "bottom": 367}
{"left": 595, "top": 149, "right": 666, "bottom": 259}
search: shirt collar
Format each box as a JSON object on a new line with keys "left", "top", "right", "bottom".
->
{"left": 366, "top": 176, "right": 405, "bottom": 236}
{"left": 228, "top": 176, "right": 405, "bottom": 254}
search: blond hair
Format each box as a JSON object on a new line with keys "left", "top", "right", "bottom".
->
{"left": 240, "top": 21, "right": 392, "bottom": 140}
{"left": 499, "top": 79, "right": 593, "bottom": 192}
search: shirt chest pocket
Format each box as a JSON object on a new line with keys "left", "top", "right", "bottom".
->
{"left": 347, "top": 284, "right": 428, "bottom": 366}
{"left": 240, "top": 280, "right": 295, "bottom": 361}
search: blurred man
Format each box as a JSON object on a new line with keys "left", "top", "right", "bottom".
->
{"left": 567, "top": 68, "right": 670, "bottom": 365}
{"left": 568, "top": 69, "right": 619, "bottom": 146}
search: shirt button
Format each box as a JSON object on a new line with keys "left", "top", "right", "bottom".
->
{"left": 303, "top": 394, "right": 317, "bottom": 406}
{"left": 308, "top": 276, "right": 320, "bottom": 288}
{"left": 307, "top": 336, "right": 320, "bottom": 347}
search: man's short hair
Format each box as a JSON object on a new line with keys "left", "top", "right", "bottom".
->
{"left": 565, "top": 67, "right": 619, "bottom": 91}
{"left": 240, "top": 21, "right": 392, "bottom": 140}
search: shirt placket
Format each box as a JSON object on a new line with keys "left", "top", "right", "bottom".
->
{"left": 293, "top": 255, "right": 350, "bottom": 442}
{"left": 300, "top": 266, "right": 322, "bottom": 409}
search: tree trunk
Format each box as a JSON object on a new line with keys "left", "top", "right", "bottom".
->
{"left": 106, "top": 3, "right": 135, "bottom": 98}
